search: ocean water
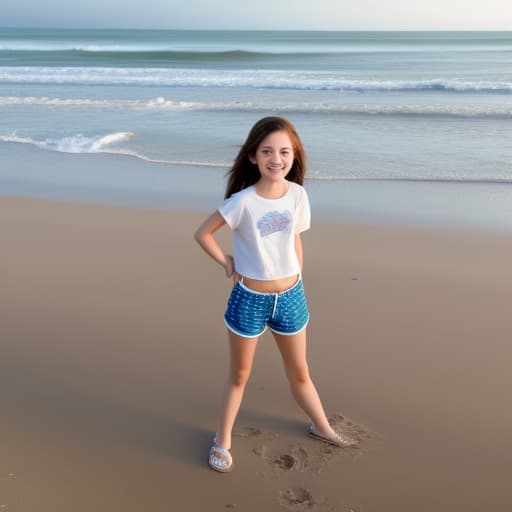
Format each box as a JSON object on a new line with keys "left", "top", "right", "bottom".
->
{"left": 1, "top": 28, "right": 512, "bottom": 230}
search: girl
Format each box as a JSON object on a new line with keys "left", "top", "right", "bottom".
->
{"left": 194, "top": 116, "right": 353, "bottom": 473}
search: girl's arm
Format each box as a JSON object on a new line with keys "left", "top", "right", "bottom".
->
{"left": 194, "top": 210, "right": 235, "bottom": 278}
{"left": 295, "top": 233, "right": 304, "bottom": 273}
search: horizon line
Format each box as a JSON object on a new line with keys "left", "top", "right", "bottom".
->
{"left": 1, "top": 26, "right": 512, "bottom": 33}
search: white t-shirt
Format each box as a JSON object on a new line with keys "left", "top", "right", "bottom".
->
{"left": 218, "top": 182, "right": 311, "bottom": 280}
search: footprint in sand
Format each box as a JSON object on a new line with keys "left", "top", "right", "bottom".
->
{"left": 278, "top": 487, "right": 337, "bottom": 512}
{"left": 269, "top": 445, "right": 309, "bottom": 472}
{"left": 273, "top": 453, "right": 296, "bottom": 471}
{"left": 263, "top": 442, "right": 327, "bottom": 474}
{"left": 233, "top": 426, "right": 277, "bottom": 441}
{"left": 278, "top": 487, "right": 315, "bottom": 510}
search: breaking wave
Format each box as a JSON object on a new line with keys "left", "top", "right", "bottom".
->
{"left": 1, "top": 67, "right": 511, "bottom": 94}
{"left": 2, "top": 95, "right": 512, "bottom": 117}
{"left": 0, "top": 131, "right": 227, "bottom": 168}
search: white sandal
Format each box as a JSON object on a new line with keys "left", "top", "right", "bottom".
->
{"left": 308, "top": 425, "right": 355, "bottom": 448}
{"left": 209, "top": 444, "right": 234, "bottom": 473}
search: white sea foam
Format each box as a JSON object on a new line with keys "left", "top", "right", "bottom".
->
{"left": 1, "top": 66, "right": 511, "bottom": 93}
{"left": 1, "top": 95, "right": 512, "bottom": 117}
{"left": 0, "top": 131, "right": 228, "bottom": 168}
{"left": 0, "top": 131, "right": 135, "bottom": 154}
{"left": 0, "top": 96, "right": 203, "bottom": 110}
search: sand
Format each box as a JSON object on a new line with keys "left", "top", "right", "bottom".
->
{"left": 1, "top": 196, "right": 512, "bottom": 511}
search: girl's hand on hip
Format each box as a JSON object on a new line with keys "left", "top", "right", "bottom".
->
{"left": 225, "top": 254, "right": 241, "bottom": 283}
{"left": 224, "top": 254, "right": 235, "bottom": 277}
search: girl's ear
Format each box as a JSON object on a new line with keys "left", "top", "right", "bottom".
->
{"left": 248, "top": 153, "right": 257, "bottom": 164}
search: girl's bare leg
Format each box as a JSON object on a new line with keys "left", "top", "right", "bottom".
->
{"left": 272, "top": 329, "right": 338, "bottom": 438}
{"left": 216, "top": 329, "right": 259, "bottom": 449}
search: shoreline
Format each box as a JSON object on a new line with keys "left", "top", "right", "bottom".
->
{"left": 2, "top": 195, "right": 512, "bottom": 511}
{"left": 2, "top": 142, "right": 512, "bottom": 234}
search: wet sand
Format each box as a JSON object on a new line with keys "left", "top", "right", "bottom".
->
{"left": 1, "top": 196, "right": 511, "bottom": 511}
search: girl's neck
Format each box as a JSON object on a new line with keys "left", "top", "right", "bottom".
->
{"left": 255, "top": 179, "right": 290, "bottom": 200}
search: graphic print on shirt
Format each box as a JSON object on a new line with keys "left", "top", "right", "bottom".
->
{"left": 257, "top": 210, "right": 293, "bottom": 237}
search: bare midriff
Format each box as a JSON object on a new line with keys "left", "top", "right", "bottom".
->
{"left": 240, "top": 274, "right": 299, "bottom": 293}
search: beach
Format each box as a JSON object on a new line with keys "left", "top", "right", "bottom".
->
{"left": 2, "top": 193, "right": 512, "bottom": 512}
{"left": 2, "top": 27, "right": 512, "bottom": 511}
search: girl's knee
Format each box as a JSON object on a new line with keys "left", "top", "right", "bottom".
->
{"left": 286, "top": 364, "right": 310, "bottom": 385}
{"left": 230, "top": 367, "right": 252, "bottom": 387}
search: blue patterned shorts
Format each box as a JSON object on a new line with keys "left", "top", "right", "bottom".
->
{"left": 224, "top": 277, "right": 309, "bottom": 338}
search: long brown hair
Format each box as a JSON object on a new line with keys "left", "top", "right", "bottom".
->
{"left": 224, "top": 116, "right": 307, "bottom": 199}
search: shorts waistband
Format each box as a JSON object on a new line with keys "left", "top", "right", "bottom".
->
{"left": 238, "top": 275, "right": 301, "bottom": 296}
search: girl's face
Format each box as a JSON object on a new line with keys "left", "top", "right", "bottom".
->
{"left": 249, "top": 130, "right": 294, "bottom": 184}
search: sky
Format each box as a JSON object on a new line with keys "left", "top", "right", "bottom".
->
{"left": 1, "top": 0, "right": 511, "bottom": 31}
